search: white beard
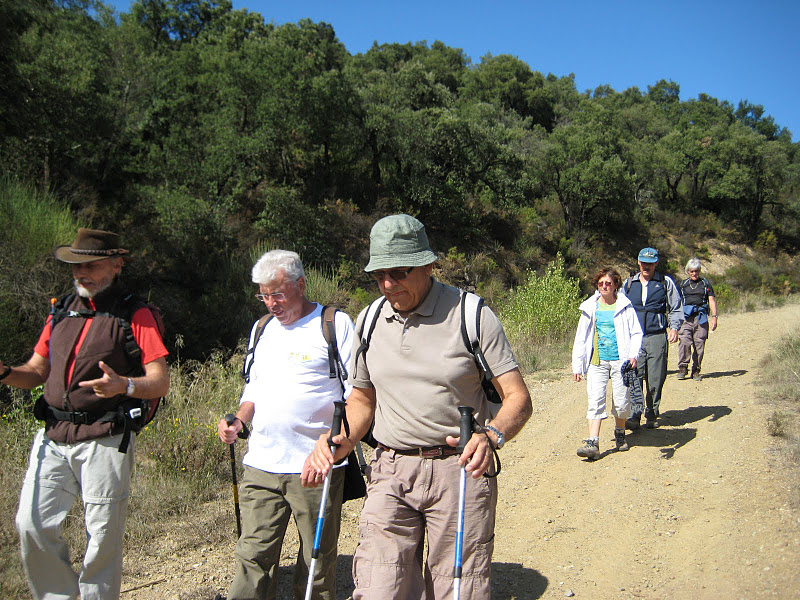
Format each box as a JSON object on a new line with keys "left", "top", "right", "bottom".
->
{"left": 74, "top": 279, "right": 112, "bottom": 299}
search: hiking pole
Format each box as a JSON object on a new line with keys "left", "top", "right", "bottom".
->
{"left": 304, "top": 400, "right": 346, "bottom": 600}
{"left": 354, "top": 440, "right": 368, "bottom": 474}
{"left": 453, "top": 406, "right": 474, "bottom": 600}
{"left": 224, "top": 414, "right": 249, "bottom": 538}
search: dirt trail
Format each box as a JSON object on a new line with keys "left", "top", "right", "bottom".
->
{"left": 121, "top": 303, "right": 800, "bottom": 600}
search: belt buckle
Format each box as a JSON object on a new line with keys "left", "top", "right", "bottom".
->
{"left": 419, "top": 447, "right": 443, "bottom": 458}
{"left": 70, "top": 412, "right": 90, "bottom": 425}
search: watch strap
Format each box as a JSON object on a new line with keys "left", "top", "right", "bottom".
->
{"left": 484, "top": 424, "right": 505, "bottom": 449}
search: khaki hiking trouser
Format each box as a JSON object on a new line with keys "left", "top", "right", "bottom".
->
{"left": 16, "top": 429, "right": 134, "bottom": 600}
{"left": 227, "top": 465, "right": 344, "bottom": 600}
{"left": 352, "top": 446, "right": 497, "bottom": 600}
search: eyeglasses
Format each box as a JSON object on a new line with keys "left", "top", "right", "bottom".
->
{"left": 597, "top": 281, "right": 615, "bottom": 288}
{"left": 370, "top": 267, "right": 415, "bottom": 282}
{"left": 255, "top": 292, "right": 287, "bottom": 302}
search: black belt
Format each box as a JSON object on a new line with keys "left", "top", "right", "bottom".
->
{"left": 377, "top": 442, "right": 459, "bottom": 458}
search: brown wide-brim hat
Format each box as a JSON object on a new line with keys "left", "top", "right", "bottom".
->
{"left": 53, "top": 228, "right": 131, "bottom": 264}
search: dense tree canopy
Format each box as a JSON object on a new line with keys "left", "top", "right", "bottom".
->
{"left": 0, "top": 0, "right": 797, "bottom": 358}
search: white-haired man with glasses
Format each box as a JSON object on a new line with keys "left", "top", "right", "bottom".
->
{"left": 217, "top": 249, "right": 355, "bottom": 600}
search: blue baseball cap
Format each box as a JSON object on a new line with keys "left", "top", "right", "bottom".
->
{"left": 638, "top": 247, "right": 659, "bottom": 263}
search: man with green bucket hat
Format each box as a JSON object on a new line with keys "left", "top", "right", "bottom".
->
{"left": 303, "top": 214, "right": 532, "bottom": 599}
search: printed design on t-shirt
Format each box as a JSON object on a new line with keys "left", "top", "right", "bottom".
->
{"left": 288, "top": 351, "right": 313, "bottom": 363}
{"left": 595, "top": 303, "right": 619, "bottom": 361}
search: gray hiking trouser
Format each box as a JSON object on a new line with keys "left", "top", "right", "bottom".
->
{"left": 15, "top": 429, "right": 134, "bottom": 600}
{"left": 678, "top": 317, "right": 709, "bottom": 375}
{"left": 634, "top": 332, "right": 668, "bottom": 420}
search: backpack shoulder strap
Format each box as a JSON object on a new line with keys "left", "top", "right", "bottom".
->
{"left": 116, "top": 293, "right": 150, "bottom": 364}
{"left": 623, "top": 277, "right": 633, "bottom": 295}
{"left": 321, "top": 305, "right": 347, "bottom": 382}
{"left": 460, "top": 291, "right": 495, "bottom": 382}
{"left": 241, "top": 313, "right": 273, "bottom": 383}
{"left": 50, "top": 293, "right": 79, "bottom": 328}
{"left": 353, "top": 297, "right": 386, "bottom": 368}
{"left": 460, "top": 291, "right": 482, "bottom": 353}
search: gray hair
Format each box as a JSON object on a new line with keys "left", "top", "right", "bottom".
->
{"left": 252, "top": 250, "right": 305, "bottom": 285}
{"left": 685, "top": 257, "right": 702, "bottom": 273}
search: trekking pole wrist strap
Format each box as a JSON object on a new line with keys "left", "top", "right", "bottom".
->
{"left": 0, "top": 364, "right": 11, "bottom": 381}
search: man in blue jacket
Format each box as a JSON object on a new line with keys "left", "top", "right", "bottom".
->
{"left": 621, "top": 247, "right": 683, "bottom": 429}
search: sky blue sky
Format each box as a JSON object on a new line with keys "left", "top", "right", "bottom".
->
{"left": 108, "top": 0, "right": 799, "bottom": 141}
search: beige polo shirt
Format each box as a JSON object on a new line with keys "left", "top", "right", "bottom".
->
{"left": 349, "top": 279, "right": 518, "bottom": 449}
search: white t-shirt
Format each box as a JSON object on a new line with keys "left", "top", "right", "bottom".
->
{"left": 240, "top": 303, "right": 355, "bottom": 474}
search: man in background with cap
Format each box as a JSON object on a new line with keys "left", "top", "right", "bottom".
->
{"left": 621, "top": 247, "right": 683, "bottom": 429}
{"left": 0, "top": 228, "right": 169, "bottom": 600}
{"left": 303, "top": 214, "right": 532, "bottom": 599}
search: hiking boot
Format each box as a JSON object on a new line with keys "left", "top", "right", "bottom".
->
{"left": 614, "top": 428, "right": 629, "bottom": 451}
{"left": 625, "top": 417, "right": 641, "bottom": 431}
{"left": 692, "top": 372, "right": 703, "bottom": 381}
{"left": 677, "top": 368, "right": 687, "bottom": 380}
{"left": 645, "top": 417, "right": 658, "bottom": 429}
{"left": 577, "top": 438, "right": 600, "bottom": 460}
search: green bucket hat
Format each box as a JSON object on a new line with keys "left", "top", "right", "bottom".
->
{"left": 364, "top": 214, "right": 438, "bottom": 272}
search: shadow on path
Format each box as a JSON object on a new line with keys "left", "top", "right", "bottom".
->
{"left": 660, "top": 405, "right": 732, "bottom": 427}
{"left": 492, "top": 562, "right": 549, "bottom": 599}
{"left": 668, "top": 369, "right": 748, "bottom": 379}
{"left": 627, "top": 427, "right": 697, "bottom": 459}
{"left": 279, "top": 557, "right": 548, "bottom": 599}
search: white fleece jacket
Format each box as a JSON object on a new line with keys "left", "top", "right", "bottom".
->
{"left": 571, "top": 291, "right": 644, "bottom": 376}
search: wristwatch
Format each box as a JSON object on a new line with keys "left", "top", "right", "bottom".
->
{"left": 126, "top": 377, "right": 136, "bottom": 396}
{"left": 484, "top": 424, "right": 505, "bottom": 449}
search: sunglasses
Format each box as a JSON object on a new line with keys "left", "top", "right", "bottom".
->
{"left": 597, "top": 281, "right": 615, "bottom": 288}
{"left": 370, "top": 267, "right": 415, "bottom": 282}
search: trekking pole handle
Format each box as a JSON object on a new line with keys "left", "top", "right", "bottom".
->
{"left": 328, "top": 400, "right": 346, "bottom": 446}
{"left": 225, "top": 413, "right": 250, "bottom": 439}
{"left": 457, "top": 406, "right": 474, "bottom": 454}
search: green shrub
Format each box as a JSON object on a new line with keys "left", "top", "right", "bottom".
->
{"left": 722, "top": 262, "right": 763, "bottom": 292}
{"left": 500, "top": 254, "right": 582, "bottom": 372}
{"left": 0, "top": 179, "right": 79, "bottom": 363}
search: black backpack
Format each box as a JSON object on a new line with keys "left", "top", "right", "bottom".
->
{"left": 240, "top": 305, "right": 365, "bottom": 501}
{"left": 355, "top": 291, "right": 502, "bottom": 405}
{"left": 679, "top": 277, "right": 711, "bottom": 306}
{"left": 353, "top": 290, "right": 503, "bottom": 448}
{"left": 41, "top": 291, "right": 166, "bottom": 453}
{"left": 241, "top": 305, "right": 346, "bottom": 386}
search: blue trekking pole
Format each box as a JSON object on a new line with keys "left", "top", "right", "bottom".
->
{"left": 453, "top": 406, "right": 474, "bottom": 600}
{"left": 304, "top": 400, "right": 346, "bottom": 600}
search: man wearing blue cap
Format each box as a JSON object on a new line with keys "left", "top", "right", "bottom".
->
{"left": 621, "top": 247, "right": 683, "bottom": 429}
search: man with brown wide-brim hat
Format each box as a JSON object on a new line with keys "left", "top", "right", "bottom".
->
{"left": 53, "top": 227, "right": 131, "bottom": 263}
{"left": 1, "top": 228, "right": 170, "bottom": 600}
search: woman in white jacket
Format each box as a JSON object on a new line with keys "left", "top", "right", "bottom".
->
{"left": 572, "top": 268, "right": 643, "bottom": 459}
